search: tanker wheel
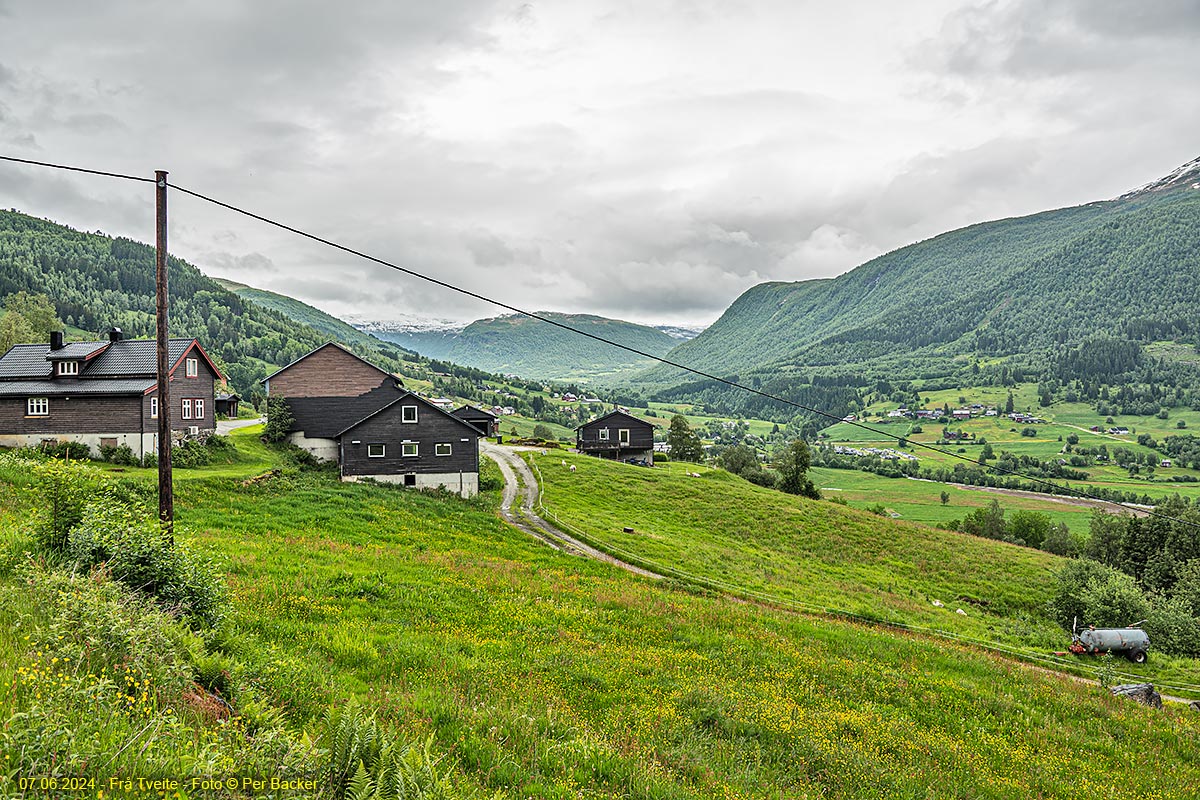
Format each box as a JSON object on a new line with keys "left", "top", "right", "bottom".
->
{"left": 1128, "top": 650, "right": 1147, "bottom": 664}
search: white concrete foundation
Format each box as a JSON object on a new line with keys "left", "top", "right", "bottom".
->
{"left": 0, "top": 431, "right": 160, "bottom": 461}
{"left": 287, "top": 433, "right": 339, "bottom": 462}
{"left": 342, "top": 471, "right": 478, "bottom": 498}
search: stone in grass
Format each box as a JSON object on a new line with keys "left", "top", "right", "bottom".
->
{"left": 1110, "top": 683, "right": 1163, "bottom": 710}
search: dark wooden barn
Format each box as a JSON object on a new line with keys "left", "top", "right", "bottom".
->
{"left": 339, "top": 392, "right": 482, "bottom": 497}
{"left": 575, "top": 410, "right": 655, "bottom": 464}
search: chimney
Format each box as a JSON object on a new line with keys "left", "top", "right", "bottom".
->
{"left": 50, "top": 331, "right": 64, "bottom": 351}
{"left": 108, "top": 327, "right": 123, "bottom": 342}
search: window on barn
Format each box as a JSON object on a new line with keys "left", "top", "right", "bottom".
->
{"left": 598, "top": 428, "right": 609, "bottom": 440}
{"left": 27, "top": 397, "right": 49, "bottom": 416}
{"left": 185, "top": 358, "right": 198, "bottom": 377}
{"left": 150, "top": 397, "right": 158, "bottom": 418}
{"left": 619, "top": 429, "right": 630, "bottom": 444}
{"left": 402, "top": 405, "right": 418, "bottom": 423}
{"left": 402, "top": 442, "right": 418, "bottom": 457}
{"left": 435, "top": 443, "right": 452, "bottom": 456}
{"left": 57, "top": 361, "right": 79, "bottom": 376}
{"left": 368, "top": 443, "right": 385, "bottom": 458}
{"left": 181, "top": 399, "right": 193, "bottom": 419}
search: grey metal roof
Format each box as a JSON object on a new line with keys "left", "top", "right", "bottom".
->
{"left": 0, "top": 344, "right": 53, "bottom": 379}
{"left": 86, "top": 338, "right": 195, "bottom": 376}
{"left": 0, "top": 338, "right": 207, "bottom": 384}
{"left": 0, "top": 378, "right": 155, "bottom": 397}
{"left": 44, "top": 342, "right": 109, "bottom": 361}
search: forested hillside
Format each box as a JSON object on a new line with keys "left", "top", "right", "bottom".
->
{"left": 635, "top": 159, "right": 1200, "bottom": 423}
{"left": 0, "top": 211, "right": 462, "bottom": 395}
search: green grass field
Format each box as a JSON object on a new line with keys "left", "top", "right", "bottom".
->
{"left": 810, "top": 467, "right": 1096, "bottom": 534}
{"left": 0, "top": 431, "right": 1198, "bottom": 797}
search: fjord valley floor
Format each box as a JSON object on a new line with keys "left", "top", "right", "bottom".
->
{"left": 0, "top": 427, "right": 1197, "bottom": 798}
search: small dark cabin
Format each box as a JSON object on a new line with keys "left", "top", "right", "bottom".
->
{"left": 575, "top": 410, "right": 655, "bottom": 463}
{"left": 451, "top": 404, "right": 498, "bottom": 437}
{"left": 215, "top": 393, "right": 241, "bottom": 418}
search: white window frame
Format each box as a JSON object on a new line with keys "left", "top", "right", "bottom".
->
{"left": 150, "top": 397, "right": 158, "bottom": 419}
{"left": 435, "top": 443, "right": 452, "bottom": 457}
{"left": 598, "top": 428, "right": 609, "bottom": 441}
{"left": 401, "top": 405, "right": 418, "bottom": 423}
{"left": 185, "top": 357, "right": 198, "bottom": 377}
{"left": 26, "top": 397, "right": 48, "bottom": 416}
{"left": 56, "top": 361, "right": 79, "bottom": 376}
{"left": 619, "top": 428, "right": 630, "bottom": 445}
{"left": 181, "top": 399, "right": 193, "bottom": 420}
{"left": 367, "top": 443, "right": 386, "bottom": 458}
{"left": 401, "top": 442, "right": 419, "bottom": 457}
{"left": 194, "top": 398, "right": 205, "bottom": 420}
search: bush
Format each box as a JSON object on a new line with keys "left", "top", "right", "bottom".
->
{"left": 172, "top": 440, "right": 212, "bottom": 469}
{"left": 1041, "top": 522, "right": 1080, "bottom": 557}
{"left": 30, "top": 458, "right": 99, "bottom": 555}
{"left": 265, "top": 397, "right": 294, "bottom": 443}
{"left": 206, "top": 433, "right": 233, "bottom": 451}
{"left": 66, "top": 498, "right": 229, "bottom": 629}
{"left": 1144, "top": 595, "right": 1200, "bottom": 657}
{"left": 98, "top": 443, "right": 137, "bottom": 465}
{"left": 652, "top": 452, "right": 668, "bottom": 463}
{"left": 42, "top": 441, "right": 92, "bottom": 460}
{"left": 1021, "top": 427, "right": 1038, "bottom": 437}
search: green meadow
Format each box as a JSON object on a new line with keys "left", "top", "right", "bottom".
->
{"left": 0, "top": 428, "right": 1196, "bottom": 798}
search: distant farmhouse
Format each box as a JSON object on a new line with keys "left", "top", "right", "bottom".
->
{"left": 0, "top": 329, "right": 221, "bottom": 459}
{"left": 262, "top": 342, "right": 483, "bottom": 497}
{"left": 451, "top": 405, "right": 498, "bottom": 437}
{"left": 576, "top": 409, "right": 654, "bottom": 464}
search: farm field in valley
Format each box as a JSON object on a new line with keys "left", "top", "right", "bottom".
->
{"left": 822, "top": 383, "right": 1200, "bottom": 506}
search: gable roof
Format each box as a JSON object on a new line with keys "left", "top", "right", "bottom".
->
{"left": 336, "top": 391, "right": 483, "bottom": 438}
{"left": 0, "top": 337, "right": 222, "bottom": 382}
{"left": 451, "top": 404, "right": 498, "bottom": 421}
{"left": 45, "top": 342, "right": 109, "bottom": 361}
{"left": 574, "top": 409, "right": 656, "bottom": 431}
{"left": 260, "top": 341, "right": 400, "bottom": 386}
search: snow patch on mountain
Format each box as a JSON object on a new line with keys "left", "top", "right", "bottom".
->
{"left": 1118, "top": 155, "right": 1200, "bottom": 200}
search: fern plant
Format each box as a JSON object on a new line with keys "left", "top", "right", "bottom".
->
{"left": 322, "top": 702, "right": 457, "bottom": 799}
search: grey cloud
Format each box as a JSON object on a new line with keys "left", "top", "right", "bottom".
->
{"left": 933, "top": 0, "right": 1200, "bottom": 78}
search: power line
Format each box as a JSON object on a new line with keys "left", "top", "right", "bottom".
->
{"left": 0, "top": 154, "right": 155, "bottom": 184}
{"left": 167, "top": 179, "right": 1200, "bottom": 532}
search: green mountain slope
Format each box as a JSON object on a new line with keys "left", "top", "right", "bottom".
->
{"left": 378, "top": 312, "right": 680, "bottom": 381}
{"left": 0, "top": 210, "right": 453, "bottom": 395}
{"left": 214, "top": 278, "right": 418, "bottom": 360}
{"left": 644, "top": 159, "right": 1200, "bottom": 386}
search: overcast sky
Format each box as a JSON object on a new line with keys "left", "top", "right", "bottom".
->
{"left": 0, "top": 1, "right": 1197, "bottom": 327}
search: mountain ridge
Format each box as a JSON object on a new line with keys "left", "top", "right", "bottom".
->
{"left": 641, "top": 156, "right": 1200, "bottom": 389}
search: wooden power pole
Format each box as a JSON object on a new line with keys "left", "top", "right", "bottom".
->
{"left": 155, "top": 169, "right": 173, "bottom": 536}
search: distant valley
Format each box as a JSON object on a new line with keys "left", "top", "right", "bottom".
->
{"left": 352, "top": 312, "right": 704, "bottom": 382}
